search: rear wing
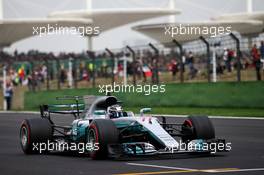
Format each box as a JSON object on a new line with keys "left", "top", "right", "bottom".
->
{"left": 40, "top": 96, "right": 85, "bottom": 119}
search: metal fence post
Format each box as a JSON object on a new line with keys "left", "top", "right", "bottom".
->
{"left": 44, "top": 58, "right": 50, "bottom": 90}
{"left": 29, "top": 60, "right": 34, "bottom": 74}
{"left": 68, "top": 57, "right": 73, "bottom": 89}
{"left": 56, "top": 59, "right": 61, "bottom": 90}
{"left": 29, "top": 60, "right": 36, "bottom": 92}
{"left": 126, "top": 45, "right": 136, "bottom": 85}
{"left": 230, "top": 33, "right": 241, "bottom": 82}
{"left": 149, "top": 43, "right": 159, "bottom": 84}
{"left": 105, "top": 48, "right": 115, "bottom": 85}
{"left": 73, "top": 58, "right": 78, "bottom": 89}
{"left": 172, "top": 39, "right": 184, "bottom": 83}
{"left": 87, "top": 51, "right": 96, "bottom": 88}
{"left": 200, "top": 36, "right": 211, "bottom": 83}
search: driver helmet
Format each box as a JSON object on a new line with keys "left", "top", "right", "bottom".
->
{"left": 107, "top": 104, "right": 124, "bottom": 118}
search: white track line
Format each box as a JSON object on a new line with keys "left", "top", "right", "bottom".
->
{"left": 154, "top": 114, "right": 264, "bottom": 120}
{"left": 127, "top": 163, "right": 264, "bottom": 173}
{"left": 126, "top": 163, "right": 197, "bottom": 171}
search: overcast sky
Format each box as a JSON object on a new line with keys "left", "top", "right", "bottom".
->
{"left": 2, "top": 0, "right": 264, "bottom": 53}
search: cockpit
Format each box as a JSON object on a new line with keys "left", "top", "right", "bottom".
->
{"left": 83, "top": 96, "right": 132, "bottom": 119}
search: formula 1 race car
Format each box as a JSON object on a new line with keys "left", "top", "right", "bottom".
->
{"left": 19, "top": 95, "right": 229, "bottom": 159}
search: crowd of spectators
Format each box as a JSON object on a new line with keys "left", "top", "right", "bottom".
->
{"left": 0, "top": 42, "right": 263, "bottom": 93}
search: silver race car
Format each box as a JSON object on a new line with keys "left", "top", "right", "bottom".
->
{"left": 20, "top": 95, "right": 229, "bottom": 159}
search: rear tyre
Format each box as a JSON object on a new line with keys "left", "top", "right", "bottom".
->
{"left": 87, "top": 119, "right": 119, "bottom": 159}
{"left": 182, "top": 115, "right": 215, "bottom": 141}
{"left": 20, "top": 118, "right": 53, "bottom": 154}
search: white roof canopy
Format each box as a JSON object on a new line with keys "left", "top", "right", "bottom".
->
{"left": 48, "top": 8, "right": 181, "bottom": 32}
{"left": 0, "top": 18, "right": 92, "bottom": 47}
{"left": 133, "top": 20, "right": 264, "bottom": 44}
{"left": 213, "top": 11, "right": 264, "bottom": 22}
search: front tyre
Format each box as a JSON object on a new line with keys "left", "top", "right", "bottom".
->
{"left": 182, "top": 115, "right": 215, "bottom": 141}
{"left": 87, "top": 119, "right": 119, "bottom": 159}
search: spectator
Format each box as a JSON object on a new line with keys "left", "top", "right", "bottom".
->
{"left": 4, "top": 82, "right": 13, "bottom": 110}
{"left": 259, "top": 41, "right": 264, "bottom": 70}
{"left": 223, "top": 48, "right": 229, "bottom": 71}
{"left": 170, "top": 59, "right": 178, "bottom": 81}
{"left": 60, "top": 66, "right": 67, "bottom": 84}
{"left": 27, "top": 74, "right": 33, "bottom": 91}
{"left": 251, "top": 44, "right": 261, "bottom": 81}
{"left": 187, "top": 51, "right": 197, "bottom": 79}
{"left": 227, "top": 49, "right": 234, "bottom": 72}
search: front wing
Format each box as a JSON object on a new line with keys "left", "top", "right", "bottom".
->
{"left": 107, "top": 138, "right": 228, "bottom": 158}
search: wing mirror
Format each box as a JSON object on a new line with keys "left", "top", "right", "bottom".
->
{"left": 140, "top": 108, "right": 151, "bottom": 117}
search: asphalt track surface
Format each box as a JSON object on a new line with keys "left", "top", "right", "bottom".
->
{"left": 0, "top": 113, "right": 264, "bottom": 175}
